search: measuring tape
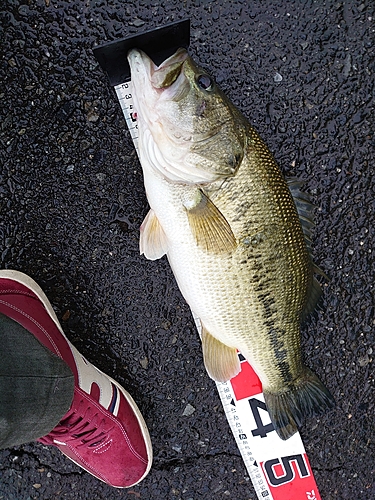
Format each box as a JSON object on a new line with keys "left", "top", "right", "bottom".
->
{"left": 115, "top": 81, "right": 322, "bottom": 500}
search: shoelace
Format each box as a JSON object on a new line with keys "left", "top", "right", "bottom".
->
{"left": 40, "top": 400, "right": 113, "bottom": 449}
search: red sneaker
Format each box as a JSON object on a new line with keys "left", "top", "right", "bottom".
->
{"left": 0, "top": 270, "right": 152, "bottom": 488}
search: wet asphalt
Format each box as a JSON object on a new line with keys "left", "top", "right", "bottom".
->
{"left": 0, "top": 1, "right": 374, "bottom": 499}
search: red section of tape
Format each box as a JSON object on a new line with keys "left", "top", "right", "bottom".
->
{"left": 229, "top": 359, "right": 322, "bottom": 500}
{"left": 231, "top": 361, "right": 262, "bottom": 400}
{"left": 260, "top": 454, "right": 321, "bottom": 500}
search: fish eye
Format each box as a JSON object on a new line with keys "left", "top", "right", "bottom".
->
{"left": 197, "top": 74, "right": 214, "bottom": 91}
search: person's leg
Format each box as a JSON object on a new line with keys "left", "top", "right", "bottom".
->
{"left": 0, "top": 313, "right": 74, "bottom": 448}
{"left": 0, "top": 270, "right": 152, "bottom": 488}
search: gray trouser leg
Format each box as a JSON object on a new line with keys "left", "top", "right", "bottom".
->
{"left": 0, "top": 313, "right": 74, "bottom": 448}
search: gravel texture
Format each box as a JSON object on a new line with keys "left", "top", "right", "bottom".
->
{"left": 1, "top": 0, "right": 374, "bottom": 498}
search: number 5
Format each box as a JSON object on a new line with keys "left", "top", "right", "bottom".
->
{"left": 263, "top": 454, "right": 310, "bottom": 486}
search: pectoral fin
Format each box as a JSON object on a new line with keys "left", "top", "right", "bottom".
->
{"left": 201, "top": 325, "right": 240, "bottom": 382}
{"left": 140, "top": 209, "right": 168, "bottom": 260}
{"left": 184, "top": 190, "right": 237, "bottom": 254}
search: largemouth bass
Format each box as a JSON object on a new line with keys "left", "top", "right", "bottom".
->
{"left": 128, "top": 47, "right": 334, "bottom": 440}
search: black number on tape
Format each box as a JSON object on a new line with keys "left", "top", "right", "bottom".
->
{"left": 263, "top": 454, "right": 310, "bottom": 486}
{"left": 249, "top": 398, "right": 274, "bottom": 438}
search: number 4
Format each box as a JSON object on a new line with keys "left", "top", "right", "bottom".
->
{"left": 249, "top": 398, "right": 275, "bottom": 438}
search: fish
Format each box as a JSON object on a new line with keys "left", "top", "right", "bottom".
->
{"left": 127, "top": 47, "right": 334, "bottom": 440}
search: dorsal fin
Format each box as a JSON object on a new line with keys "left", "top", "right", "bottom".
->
{"left": 287, "top": 178, "right": 328, "bottom": 318}
{"left": 302, "top": 277, "right": 322, "bottom": 321}
{"left": 287, "top": 178, "right": 315, "bottom": 254}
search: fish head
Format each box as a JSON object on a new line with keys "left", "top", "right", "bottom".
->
{"left": 128, "top": 48, "right": 246, "bottom": 184}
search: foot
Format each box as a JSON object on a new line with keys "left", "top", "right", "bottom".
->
{"left": 0, "top": 270, "right": 152, "bottom": 488}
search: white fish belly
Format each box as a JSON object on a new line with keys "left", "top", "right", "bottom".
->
{"left": 142, "top": 160, "right": 296, "bottom": 388}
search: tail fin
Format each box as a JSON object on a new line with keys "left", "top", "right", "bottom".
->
{"left": 263, "top": 367, "right": 335, "bottom": 441}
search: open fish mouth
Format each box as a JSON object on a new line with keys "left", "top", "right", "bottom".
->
{"left": 128, "top": 48, "right": 189, "bottom": 96}
{"left": 151, "top": 48, "right": 189, "bottom": 89}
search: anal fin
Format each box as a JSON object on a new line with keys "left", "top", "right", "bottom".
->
{"left": 140, "top": 209, "right": 168, "bottom": 260}
{"left": 201, "top": 325, "right": 240, "bottom": 382}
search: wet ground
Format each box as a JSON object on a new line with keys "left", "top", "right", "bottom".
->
{"left": 0, "top": 0, "right": 374, "bottom": 498}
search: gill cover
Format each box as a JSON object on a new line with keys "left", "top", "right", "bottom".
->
{"left": 128, "top": 48, "right": 247, "bottom": 184}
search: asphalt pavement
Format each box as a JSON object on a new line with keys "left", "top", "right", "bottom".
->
{"left": 1, "top": 1, "right": 374, "bottom": 499}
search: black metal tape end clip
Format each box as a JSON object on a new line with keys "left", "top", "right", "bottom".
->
{"left": 93, "top": 19, "right": 190, "bottom": 86}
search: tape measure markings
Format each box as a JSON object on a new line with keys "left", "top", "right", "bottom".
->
{"left": 115, "top": 82, "right": 140, "bottom": 152}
